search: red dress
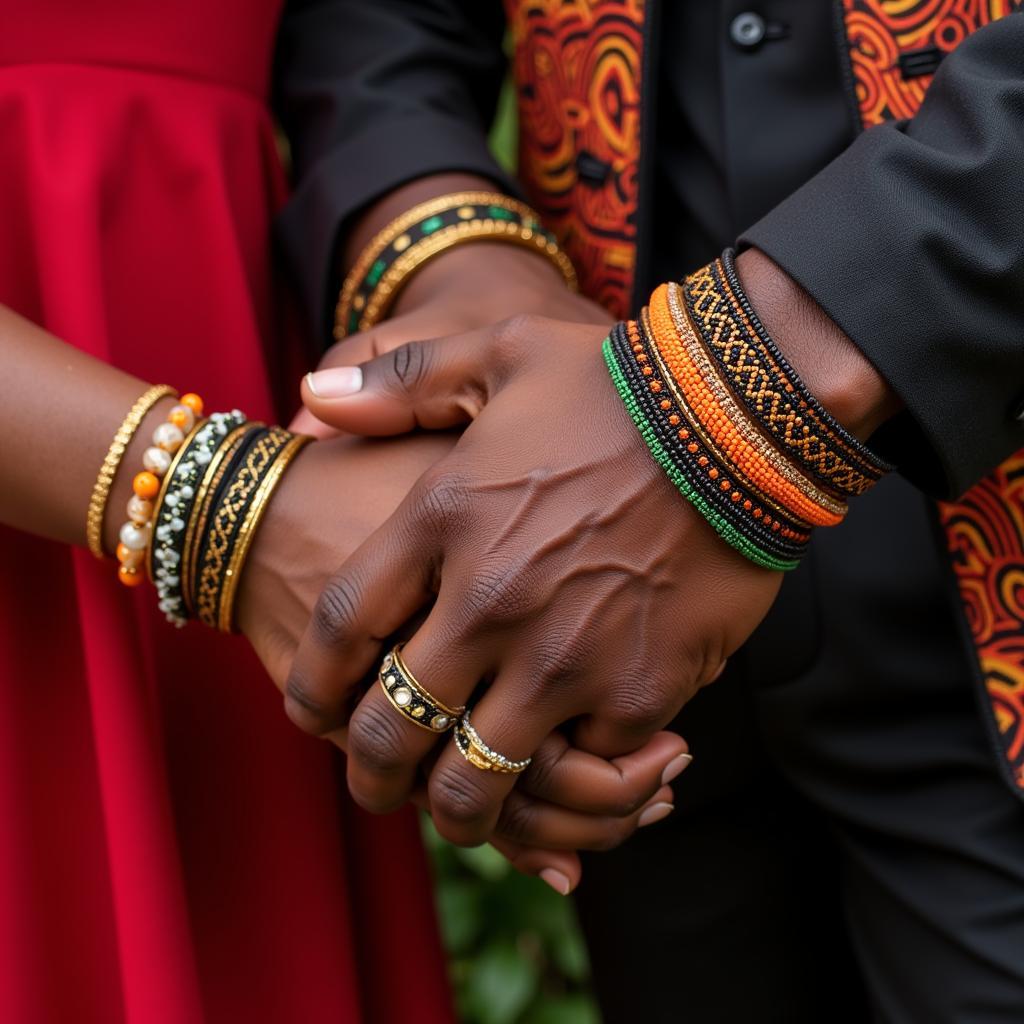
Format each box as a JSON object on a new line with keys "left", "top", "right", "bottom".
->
{"left": 0, "top": 3, "right": 453, "bottom": 1021}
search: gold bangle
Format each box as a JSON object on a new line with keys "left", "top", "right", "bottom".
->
{"left": 360, "top": 218, "right": 578, "bottom": 333}
{"left": 86, "top": 384, "right": 177, "bottom": 558}
{"left": 217, "top": 432, "right": 312, "bottom": 633}
{"left": 334, "top": 191, "right": 576, "bottom": 339}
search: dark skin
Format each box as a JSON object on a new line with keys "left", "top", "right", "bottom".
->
{"left": 292, "top": 175, "right": 901, "bottom": 849}
{"left": 0, "top": 303, "right": 689, "bottom": 895}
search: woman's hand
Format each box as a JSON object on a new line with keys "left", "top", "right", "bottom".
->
{"left": 235, "top": 432, "right": 692, "bottom": 892}
{"left": 290, "top": 315, "right": 779, "bottom": 850}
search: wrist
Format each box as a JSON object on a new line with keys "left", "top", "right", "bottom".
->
{"left": 735, "top": 248, "right": 901, "bottom": 441}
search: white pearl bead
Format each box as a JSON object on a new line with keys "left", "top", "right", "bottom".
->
{"left": 171, "top": 517, "right": 185, "bottom": 532}
{"left": 164, "top": 493, "right": 179, "bottom": 507}
{"left": 153, "top": 422, "right": 184, "bottom": 452}
{"left": 143, "top": 446, "right": 172, "bottom": 475}
{"left": 126, "top": 495, "right": 153, "bottom": 525}
{"left": 119, "top": 522, "right": 150, "bottom": 551}
{"left": 180, "top": 485, "right": 194, "bottom": 500}
{"left": 194, "top": 449, "right": 212, "bottom": 465}
{"left": 169, "top": 404, "right": 195, "bottom": 433}
{"left": 156, "top": 525, "right": 171, "bottom": 541}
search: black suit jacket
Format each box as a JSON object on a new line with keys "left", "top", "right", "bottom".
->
{"left": 270, "top": 1, "right": 1024, "bottom": 500}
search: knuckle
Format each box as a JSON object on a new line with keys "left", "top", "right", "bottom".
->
{"left": 488, "top": 314, "right": 544, "bottom": 375}
{"left": 459, "top": 566, "right": 529, "bottom": 629}
{"left": 283, "top": 671, "right": 347, "bottom": 736}
{"left": 310, "top": 574, "right": 361, "bottom": 650}
{"left": 429, "top": 761, "right": 494, "bottom": 838}
{"left": 606, "top": 677, "right": 676, "bottom": 734}
{"left": 389, "top": 339, "right": 429, "bottom": 393}
{"left": 413, "top": 467, "right": 469, "bottom": 535}
{"left": 348, "top": 700, "right": 410, "bottom": 775}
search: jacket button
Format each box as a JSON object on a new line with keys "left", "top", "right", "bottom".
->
{"left": 730, "top": 12, "right": 766, "bottom": 50}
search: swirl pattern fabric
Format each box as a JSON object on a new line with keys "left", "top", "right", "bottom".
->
{"left": 505, "top": 0, "right": 644, "bottom": 318}
{"left": 841, "top": 0, "right": 1019, "bottom": 125}
{"left": 842, "top": 0, "right": 1024, "bottom": 792}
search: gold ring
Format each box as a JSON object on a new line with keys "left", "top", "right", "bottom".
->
{"left": 379, "top": 643, "right": 464, "bottom": 732}
{"left": 452, "top": 709, "right": 531, "bottom": 774}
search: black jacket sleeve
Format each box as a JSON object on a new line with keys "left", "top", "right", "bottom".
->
{"left": 741, "top": 14, "right": 1024, "bottom": 499}
{"left": 271, "top": 0, "right": 511, "bottom": 341}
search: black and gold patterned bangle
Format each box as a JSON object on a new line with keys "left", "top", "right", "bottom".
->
{"left": 683, "top": 257, "right": 888, "bottom": 498}
{"left": 217, "top": 431, "right": 311, "bottom": 633}
{"left": 192, "top": 425, "right": 293, "bottom": 629}
{"left": 334, "top": 191, "right": 577, "bottom": 339}
{"left": 719, "top": 248, "right": 892, "bottom": 479}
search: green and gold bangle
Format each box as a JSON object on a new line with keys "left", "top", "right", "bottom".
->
{"left": 334, "top": 191, "right": 577, "bottom": 339}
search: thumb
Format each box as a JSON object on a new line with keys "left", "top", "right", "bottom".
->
{"left": 301, "top": 331, "right": 490, "bottom": 437}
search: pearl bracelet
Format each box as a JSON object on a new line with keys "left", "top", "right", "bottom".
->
{"left": 116, "top": 393, "right": 205, "bottom": 589}
{"left": 149, "top": 409, "right": 248, "bottom": 626}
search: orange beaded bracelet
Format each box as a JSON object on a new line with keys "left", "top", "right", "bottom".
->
{"left": 115, "top": 392, "right": 205, "bottom": 587}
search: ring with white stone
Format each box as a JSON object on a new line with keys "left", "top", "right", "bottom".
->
{"left": 453, "top": 709, "right": 532, "bottom": 775}
{"left": 379, "top": 643, "right": 465, "bottom": 733}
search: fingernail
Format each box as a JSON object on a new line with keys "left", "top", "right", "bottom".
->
{"left": 638, "top": 802, "right": 674, "bottom": 828}
{"left": 539, "top": 868, "right": 571, "bottom": 896}
{"left": 661, "top": 752, "right": 693, "bottom": 786}
{"left": 306, "top": 367, "right": 362, "bottom": 399}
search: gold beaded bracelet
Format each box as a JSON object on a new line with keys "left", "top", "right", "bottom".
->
{"left": 86, "top": 384, "right": 177, "bottom": 558}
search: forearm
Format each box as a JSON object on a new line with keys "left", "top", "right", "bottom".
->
{"left": 0, "top": 305, "right": 171, "bottom": 552}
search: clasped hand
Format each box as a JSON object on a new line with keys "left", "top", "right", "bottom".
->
{"left": 280, "top": 295, "right": 780, "bottom": 885}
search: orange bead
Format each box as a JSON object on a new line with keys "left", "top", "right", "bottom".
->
{"left": 133, "top": 471, "right": 160, "bottom": 499}
{"left": 668, "top": 414, "right": 680, "bottom": 426}
{"left": 649, "top": 381, "right": 662, "bottom": 393}
{"left": 180, "top": 392, "right": 204, "bottom": 415}
{"left": 660, "top": 399, "right": 671, "bottom": 410}
{"left": 168, "top": 408, "right": 191, "bottom": 431}
{"left": 642, "top": 365, "right": 654, "bottom": 376}
{"left": 708, "top": 468, "right": 719, "bottom": 480}
{"left": 118, "top": 565, "right": 146, "bottom": 587}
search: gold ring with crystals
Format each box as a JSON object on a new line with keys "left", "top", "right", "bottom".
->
{"left": 379, "top": 643, "right": 465, "bottom": 733}
{"left": 453, "top": 709, "right": 532, "bottom": 774}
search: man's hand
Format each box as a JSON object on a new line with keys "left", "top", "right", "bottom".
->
{"left": 235, "top": 432, "right": 691, "bottom": 892}
{"left": 287, "top": 314, "right": 780, "bottom": 847}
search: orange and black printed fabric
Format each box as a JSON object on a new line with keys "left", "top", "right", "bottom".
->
{"left": 841, "top": 0, "right": 1024, "bottom": 793}
{"left": 505, "top": 0, "right": 644, "bottom": 319}
{"left": 841, "top": 0, "right": 1020, "bottom": 125}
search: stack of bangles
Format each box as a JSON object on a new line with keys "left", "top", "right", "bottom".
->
{"left": 604, "top": 249, "right": 891, "bottom": 570}
{"left": 378, "top": 643, "right": 533, "bottom": 775}
{"left": 87, "top": 388, "right": 311, "bottom": 630}
{"left": 334, "top": 190, "right": 577, "bottom": 340}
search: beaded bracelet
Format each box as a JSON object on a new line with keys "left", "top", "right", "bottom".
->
{"left": 683, "top": 257, "right": 889, "bottom": 497}
{"left": 87, "top": 384, "right": 178, "bottom": 559}
{"left": 607, "top": 322, "right": 806, "bottom": 569}
{"left": 334, "top": 191, "right": 577, "bottom": 339}
{"left": 605, "top": 257, "right": 892, "bottom": 571}
{"left": 650, "top": 286, "right": 846, "bottom": 527}
{"left": 147, "top": 409, "right": 248, "bottom": 626}
{"left": 114, "top": 392, "right": 205, "bottom": 589}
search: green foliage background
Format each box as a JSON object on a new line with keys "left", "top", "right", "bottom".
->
{"left": 425, "top": 78, "right": 600, "bottom": 1024}
{"left": 425, "top": 820, "right": 599, "bottom": 1024}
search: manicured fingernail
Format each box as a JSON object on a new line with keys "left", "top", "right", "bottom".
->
{"left": 306, "top": 367, "right": 362, "bottom": 399}
{"left": 638, "top": 802, "right": 674, "bottom": 828}
{"left": 540, "top": 868, "right": 571, "bottom": 896}
{"left": 661, "top": 752, "right": 693, "bottom": 786}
